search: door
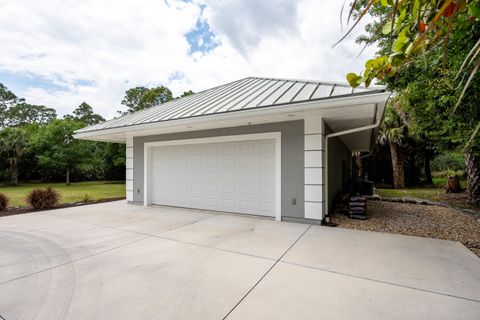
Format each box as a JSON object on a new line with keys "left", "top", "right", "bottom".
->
{"left": 150, "top": 139, "right": 277, "bottom": 217}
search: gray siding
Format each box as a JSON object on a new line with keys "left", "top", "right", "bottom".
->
{"left": 132, "top": 120, "right": 305, "bottom": 219}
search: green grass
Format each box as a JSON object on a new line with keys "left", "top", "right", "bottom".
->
{"left": 376, "top": 188, "right": 444, "bottom": 202}
{"left": 0, "top": 181, "right": 125, "bottom": 207}
{"left": 377, "top": 177, "right": 467, "bottom": 202}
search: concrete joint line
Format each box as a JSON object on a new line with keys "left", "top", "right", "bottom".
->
{"left": 37, "top": 212, "right": 276, "bottom": 262}
{"left": 281, "top": 261, "right": 480, "bottom": 304}
{"left": 222, "top": 224, "right": 312, "bottom": 319}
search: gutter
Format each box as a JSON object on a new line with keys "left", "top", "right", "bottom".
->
{"left": 323, "top": 103, "right": 383, "bottom": 222}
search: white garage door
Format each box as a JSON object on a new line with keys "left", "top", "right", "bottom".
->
{"left": 150, "top": 139, "right": 276, "bottom": 217}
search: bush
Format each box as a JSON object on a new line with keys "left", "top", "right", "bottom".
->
{"left": 431, "top": 152, "right": 466, "bottom": 172}
{"left": 26, "top": 187, "right": 60, "bottom": 209}
{"left": 0, "top": 193, "right": 9, "bottom": 211}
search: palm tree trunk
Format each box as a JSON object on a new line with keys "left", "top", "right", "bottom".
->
{"left": 66, "top": 168, "right": 70, "bottom": 185}
{"left": 389, "top": 141, "right": 405, "bottom": 189}
{"left": 465, "top": 152, "right": 480, "bottom": 197}
{"left": 10, "top": 158, "right": 18, "bottom": 186}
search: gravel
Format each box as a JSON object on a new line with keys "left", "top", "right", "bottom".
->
{"left": 330, "top": 200, "right": 480, "bottom": 258}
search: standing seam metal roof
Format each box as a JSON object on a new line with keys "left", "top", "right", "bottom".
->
{"left": 76, "top": 76, "right": 385, "bottom": 134}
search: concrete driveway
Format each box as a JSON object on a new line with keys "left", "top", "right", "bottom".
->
{"left": 0, "top": 201, "right": 479, "bottom": 320}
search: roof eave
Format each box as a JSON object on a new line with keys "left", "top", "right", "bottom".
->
{"left": 74, "top": 91, "right": 390, "bottom": 142}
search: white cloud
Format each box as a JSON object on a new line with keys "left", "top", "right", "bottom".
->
{"left": 0, "top": 0, "right": 376, "bottom": 118}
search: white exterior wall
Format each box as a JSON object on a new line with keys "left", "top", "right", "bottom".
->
{"left": 126, "top": 136, "right": 134, "bottom": 201}
{"left": 304, "top": 117, "right": 324, "bottom": 220}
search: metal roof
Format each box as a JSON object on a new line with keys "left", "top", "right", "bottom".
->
{"left": 76, "top": 76, "right": 385, "bottom": 134}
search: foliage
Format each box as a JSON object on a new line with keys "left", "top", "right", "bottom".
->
{"left": 30, "top": 119, "right": 92, "bottom": 183}
{"left": 377, "top": 100, "right": 406, "bottom": 145}
{"left": 347, "top": 0, "right": 480, "bottom": 196}
{"left": 0, "top": 82, "right": 192, "bottom": 185}
{"left": 431, "top": 151, "right": 466, "bottom": 171}
{"left": 0, "top": 126, "right": 29, "bottom": 185}
{"left": 180, "top": 90, "right": 194, "bottom": 98}
{"left": 64, "top": 102, "right": 105, "bottom": 125}
{"left": 119, "top": 86, "right": 174, "bottom": 115}
{"left": 0, "top": 84, "right": 126, "bottom": 185}
{"left": 26, "top": 186, "right": 60, "bottom": 209}
{"left": 0, "top": 193, "right": 8, "bottom": 211}
{"left": 345, "top": 0, "right": 479, "bottom": 102}
{"left": 0, "top": 83, "right": 20, "bottom": 128}
{"left": 3, "top": 103, "right": 57, "bottom": 127}
{"left": 0, "top": 181, "right": 125, "bottom": 207}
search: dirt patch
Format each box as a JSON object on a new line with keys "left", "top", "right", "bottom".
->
{"left": 0, "top": 197, "right": 126, "bottom": 217}
{"left": 440, "top": 192, "right": 480, "bottom": 212}
{"left": 330, "top": 200, "right": 480, "bottom": 258}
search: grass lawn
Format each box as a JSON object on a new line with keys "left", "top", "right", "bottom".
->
{"left": 376, "top": 188, "right": 444, "bottom": 202}
{"left": 376, "top": 178, "right": 467, "bottom": 202}
{"left": 0, "top": 181, "right": 125, "bottom": 207}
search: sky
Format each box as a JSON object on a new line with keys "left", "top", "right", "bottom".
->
{"left": 0, "top": 0, "right": 377, "bottom": 119}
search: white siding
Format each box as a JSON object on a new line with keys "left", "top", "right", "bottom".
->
{"left": 304, "top": 117, "right": 324, "bottom": 220}
{"left": 126, "top": 136, "right": 134, "bottom": 201}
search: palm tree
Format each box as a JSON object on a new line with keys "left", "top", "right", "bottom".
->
{"left": 0, "top": 127, "right": 29, "bottom": 185}
{"left": 377, "top": 101, "right": 407, "bottom": 189}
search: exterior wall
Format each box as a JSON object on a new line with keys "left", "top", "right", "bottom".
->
{"left": 126, "top": 136, "right": 134, "bottom": 201}
{"left": 131, "top": 120, "right": 305, "bottom": 219}
{"left": 304, "top": 117, "right": 324, "bottom": 220}
{"left": 327, "top": 135, "right": 351, "bottom": 213}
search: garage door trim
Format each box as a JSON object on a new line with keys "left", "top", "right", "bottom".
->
{"left": 143, "top": 132, "right": 282, "bottom": 221}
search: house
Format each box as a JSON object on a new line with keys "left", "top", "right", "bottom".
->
{"left": 74, "top": 77, "right": 389, "bottom": 224}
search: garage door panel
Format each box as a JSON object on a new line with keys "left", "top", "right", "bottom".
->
{"left": 206, "top": 183, "right": 218, "bottom": 193}
{"left": 222, "top": 199, "right": 236, "bottom": 209}
{"left": 239, "top": 142, "right": 256, "bottom": 154}
{"left": 191, "top": 197, "right": 204, "bottom": 207}
{"left": 222, "top": 143, "right": 236, "bottom": 155}
{"left": 150, "top": 139, "right": 276, "bottom": 217}
{"left": 259, "top": 201, "right": 275, "bottom": 212}
{"left": 222, "top": 183, "right": 236, "bottom": 194}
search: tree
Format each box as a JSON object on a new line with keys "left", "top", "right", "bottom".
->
{"left": 0, "top": 83, "right": 21, "bottom": 128}
{"left": 344, "top": 0, "right": 479, "bottom": 101}
{"left": 31, "top": 119, "right": 90, "bottom": 184}
{"left": 5, "top": 103, "right": 57, "bottom": 127}
{"left": 0, "top": 127, "right": 29, "bottom": 185}
{"left": 118, "top": 86, "right": 174, "bottom": 115}
{"left": 347, "top": 0, "right": 480, "bottom": 198}
{"left": 65, "top": 102, "right": 105, "bottom": 126}
{"left": 377, "top": 102, "right": 407, "bottom": 189}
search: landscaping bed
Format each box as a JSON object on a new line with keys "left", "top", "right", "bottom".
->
{"left": 330, "top": 200, "right": 480, "bottom": 258}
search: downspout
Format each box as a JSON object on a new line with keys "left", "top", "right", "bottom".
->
{"left": 324, "top": 106, "right": 382, "bottom": 222}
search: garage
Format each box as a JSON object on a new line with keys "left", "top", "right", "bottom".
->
{"left": 144, "top": 133, "right": 281, "bottom": 219}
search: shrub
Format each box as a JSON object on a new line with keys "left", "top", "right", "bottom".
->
{"left": 26, "top": 187, "right": 60, "bottom": 210}
{"left": 0, "top": 193, "right": 9, "bottom": 211}
{"left": 431, "top": 152, "right": 466, "bottom": 172}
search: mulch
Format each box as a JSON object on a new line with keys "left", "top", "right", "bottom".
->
{"left": 330, "top": 200, "right": 480, "bottom": 258}
{"left": 0, "top": 197, "right": 126, "bottom": 217}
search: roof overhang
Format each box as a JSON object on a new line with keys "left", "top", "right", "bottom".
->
{"left": 74, "top": 91, "right": 390, "bottom": 151}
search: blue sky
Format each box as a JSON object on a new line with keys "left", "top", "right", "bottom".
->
{"left": 0, "top": 0, "right": 376, "bottom": 118}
